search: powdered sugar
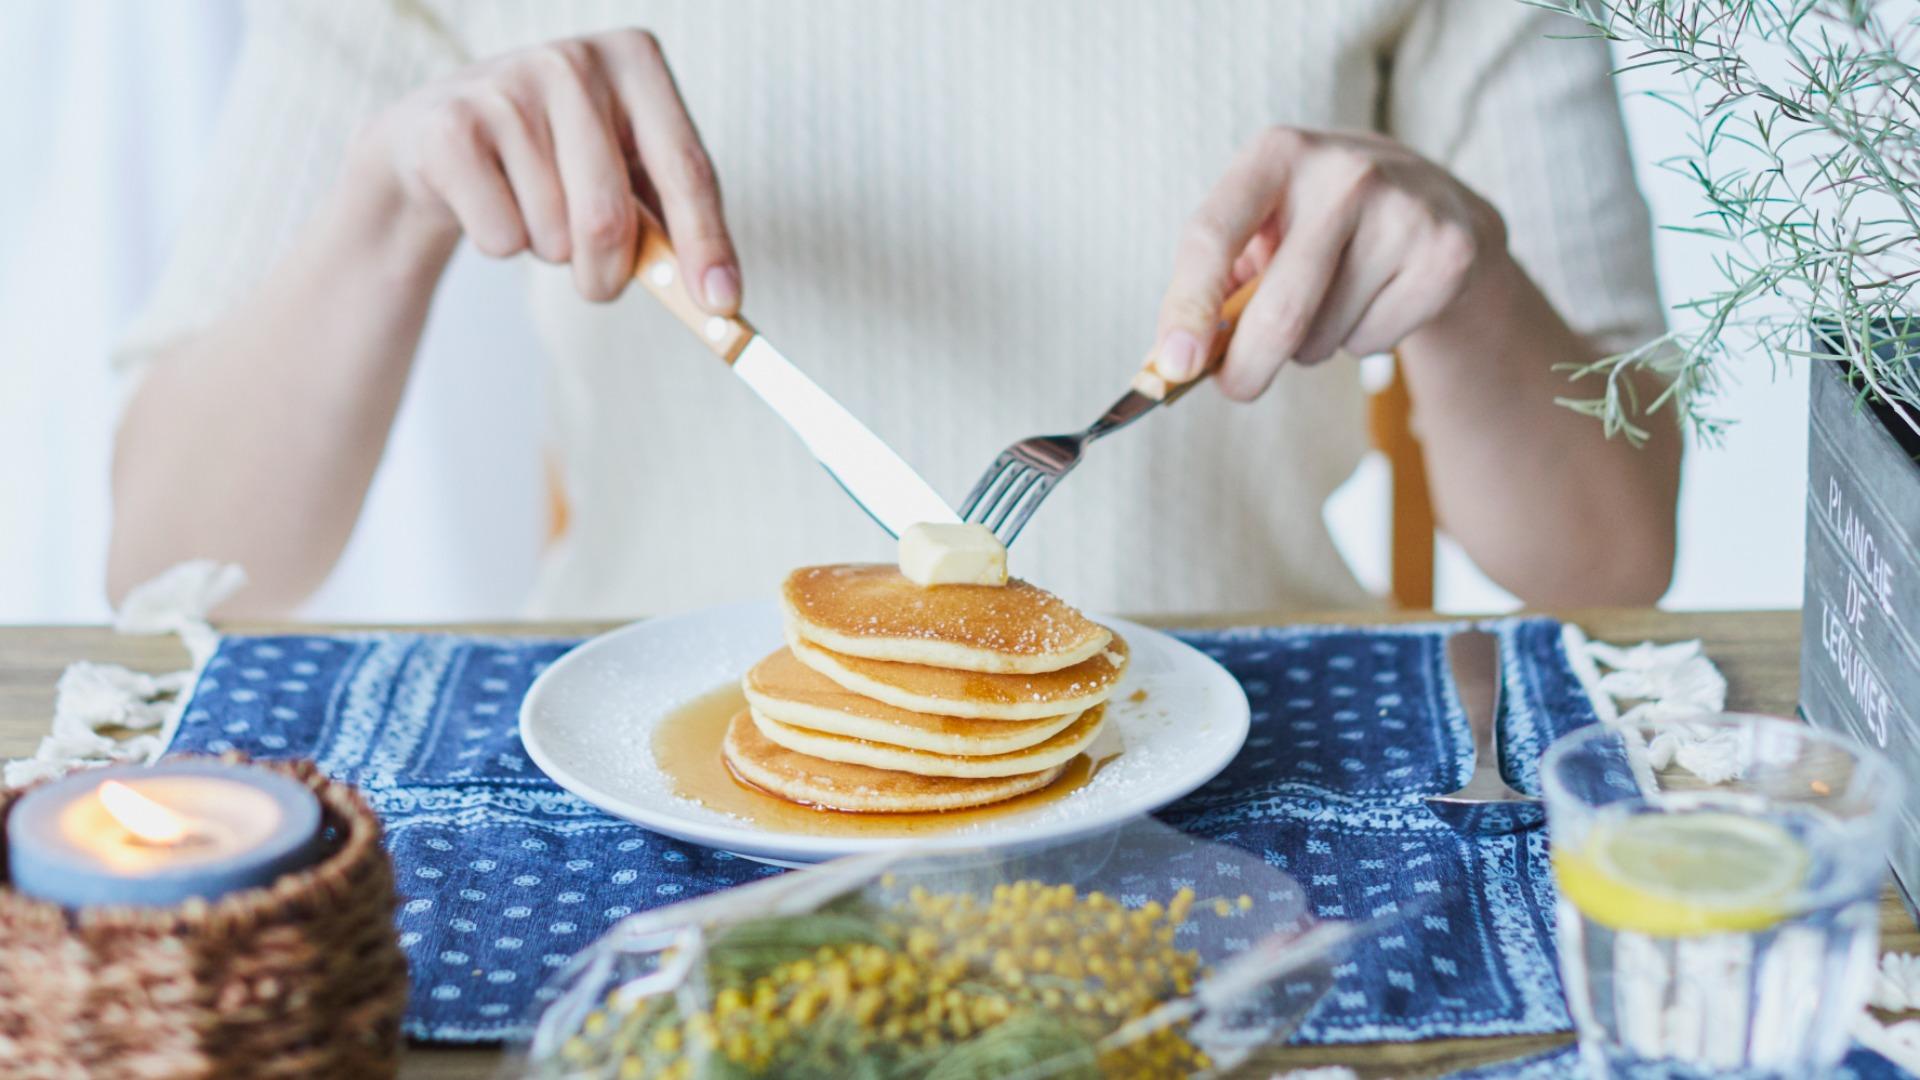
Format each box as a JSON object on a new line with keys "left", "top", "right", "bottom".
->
{"left": 784, "top": 564, "right": 1106, "bottom": 658}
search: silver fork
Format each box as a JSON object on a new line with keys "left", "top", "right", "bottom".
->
{"left": 1424, "top": 629, "right": 1545, "bottom": 835}
{"left": 958, "top": 278, "right": 1259, "bottom": 544}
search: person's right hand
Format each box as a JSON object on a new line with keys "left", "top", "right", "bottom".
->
{"left": 356, "top": 28, "right": 738, "bottom": 310}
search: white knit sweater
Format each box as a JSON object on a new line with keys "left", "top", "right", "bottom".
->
{"left": 119, "top": 0, "right": 1662, "bottom": 618}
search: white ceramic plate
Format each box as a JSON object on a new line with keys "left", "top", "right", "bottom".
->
{"left": 521, "top": 602, "right": 1249, "bottom": 865}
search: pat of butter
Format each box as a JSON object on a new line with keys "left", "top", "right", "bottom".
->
{"left": 898, "top": 523, "right": 1008, "bottom": 587}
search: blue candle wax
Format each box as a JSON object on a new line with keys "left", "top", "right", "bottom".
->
{"left": 5, "top": 761, "right": 323, "bottom": 907}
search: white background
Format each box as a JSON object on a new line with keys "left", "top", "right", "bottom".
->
{"left": 0, "top": 3, "right": 1806, "bottom": 623}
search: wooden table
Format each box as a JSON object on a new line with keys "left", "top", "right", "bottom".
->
{"left": 2, "top": 609, "right": 1912, "bottom": 1078}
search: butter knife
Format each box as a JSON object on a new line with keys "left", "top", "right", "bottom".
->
{"left": 629, "top": 223, "right": 959, "bottom": 537}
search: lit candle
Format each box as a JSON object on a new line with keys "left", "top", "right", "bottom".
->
{"left": 5, "top": 761, "right": 322, "bottom": 907}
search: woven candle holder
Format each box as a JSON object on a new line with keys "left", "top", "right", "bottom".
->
{"left": 0, "top": 755, "right": 409, "bottom": 1080}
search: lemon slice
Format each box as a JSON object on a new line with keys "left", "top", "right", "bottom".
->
{"left": 1553, "top": 811, "right": 1808, "bottom": 935}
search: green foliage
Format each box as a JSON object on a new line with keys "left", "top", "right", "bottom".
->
{"left": 703, "top": 906, "right": 893, "bottom": 988}
{"left": 1525, "top": 0, "right": 1920, "bottom": 443}
{"left": 920, "top": 1013, "right": 1100, "bottom": 1080}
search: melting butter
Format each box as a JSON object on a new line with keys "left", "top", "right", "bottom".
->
{"left": 898, "top": 523, "right": 1008, "bottom": 587}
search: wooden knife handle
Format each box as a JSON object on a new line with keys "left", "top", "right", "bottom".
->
{"left": 1130, "top": 276, "right": 1261, "bottom": 403}
{"left": 631, "top": 214, "right": 756, "bottom": 364}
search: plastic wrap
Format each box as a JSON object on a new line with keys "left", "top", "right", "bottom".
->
{"left": 515, "top": 819, "right": 1382, "bottom": 1079}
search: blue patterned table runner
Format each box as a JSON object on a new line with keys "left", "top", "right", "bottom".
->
{"left": 163, "top": 618, "right": 1591, "bottom": 1044}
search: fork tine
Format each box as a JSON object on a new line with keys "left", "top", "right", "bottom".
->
{"left": 998, "top": 476, "right": 1055, "bottom": 545}
{"left": 968, "top": 460, "right": 1028, "bottom": 525}
{"left": 986, "top": 470, "right": 1043, "bottom": 534}
{"left": 959, "top": 456, "right": 1015, "bottom": 520}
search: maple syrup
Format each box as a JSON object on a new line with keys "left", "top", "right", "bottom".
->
{"left": 651, "top": 684, "right": 1118, "bottom": 837}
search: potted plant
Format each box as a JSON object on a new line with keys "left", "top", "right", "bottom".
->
{"left": 1530, "top": 0, "right": 1920, "bottom": 911}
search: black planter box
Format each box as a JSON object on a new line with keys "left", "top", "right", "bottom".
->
{"left": 1801, "top": 342, "right": 1920, "bottom": 923}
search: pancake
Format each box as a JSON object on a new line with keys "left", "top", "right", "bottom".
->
{"left": 719, "top": 711, "right": 1064, "bottom": 813}
{"left": 786, "top": 626, "right": 1130, "bottom": 721}
{"left": 782, "top": 564, "right": 1111, "bottom": 674}
{"left": 750, "top": 703, "right": 1105, "bottom": 778}
{"left": 743, "top": 648, "right": 1082, "bottom": 755}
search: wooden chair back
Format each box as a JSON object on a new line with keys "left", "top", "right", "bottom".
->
{"left": 1369, "top": 353, "right": 1435, "bottom": 609}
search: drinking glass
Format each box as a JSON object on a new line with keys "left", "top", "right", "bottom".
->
{"left": 1541, "top": 713, "right": 1901, "bottom": 1079}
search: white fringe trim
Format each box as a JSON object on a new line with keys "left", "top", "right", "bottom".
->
{"left": 3, "top": 561, "right": 244, "bottom": 788}
{"left": 1855, "top": 1013, "right": 1920, "bottom": 1075}
{"left": 1873, "top": 952, "right": 1920, "bottom": 1012}
{"left": 1560, "top": 624, "right": 1729, "bottom": 728}
{"left": 1560, "top": 622, "right": 1618, "bottom": 726}
{"left": 1559, "top": 622, "right": 1739, "bottom": 790}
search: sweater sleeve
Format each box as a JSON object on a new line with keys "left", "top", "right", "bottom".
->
{"left": 1384, "top": 0, "right": 1665, "bottom": 355}
{"left": 111, "top": 0, "right": 466, "bottom": 394}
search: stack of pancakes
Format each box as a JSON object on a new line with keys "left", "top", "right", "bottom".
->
{"left": 720, "top": 564, "right": 1130, "bottom": 813}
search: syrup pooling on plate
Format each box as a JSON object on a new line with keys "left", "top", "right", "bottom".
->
{"left": 651, "top": 684, "right": 1119, "bottom": 837}
{"left": 517, "top": 603, "right": 1250, "bottom": 864}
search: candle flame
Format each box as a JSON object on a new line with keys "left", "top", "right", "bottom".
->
{"left": 98, "top": 780, "right": 192, "bottom": 845}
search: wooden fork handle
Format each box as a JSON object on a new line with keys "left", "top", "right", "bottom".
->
{"left": 1130, "top": 276, "right": 1261, "bottom": 404}
{"left": 630, "top": 214, "right": 756, "bottom": 364}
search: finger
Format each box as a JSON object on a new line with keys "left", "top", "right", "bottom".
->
{"left": 1290, "top": 214, "right": 1406, "bottom": 364}
{"left": 599, "top": 29, "right": 740, "bottom": 313}
{"left": 1338, "top": 216, "right": 1480, "bottom": 357}
{"left": 1230, "top": 219, "right": 1281, "bottom": 293}
{"left": 1293, "top": 266, "right": 1391, "bottom": 365}
{"left": 1342, "top": 253, "right": 1469, "bottom": 360}
{"left": 476, "top": 87, "right": 570, "bottom": 263}
{"left": 1152, "top": 127, "right": 1304, "bottom": 383}
{"left": 1215, "top": 167, "right": 1369, "bottom": 400}
{"left": 418, "top": 101, "right": 528, "bottom": 258}
{"left": 609, "top": 106, "right": 667, "bottom": 223}
{"left": 539, "top": 44, "right": 641, "bottom": 302}
{"left": 626, "top": 154, "right": 665, "bottom": 224}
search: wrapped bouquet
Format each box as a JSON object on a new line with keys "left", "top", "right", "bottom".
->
{"left": 516, "top": 820, "right": 1378, "bottom": 1079}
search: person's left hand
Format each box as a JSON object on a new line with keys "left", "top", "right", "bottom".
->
{"left": 1150, "top": 126, "right": 1509, "bottom": 400}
